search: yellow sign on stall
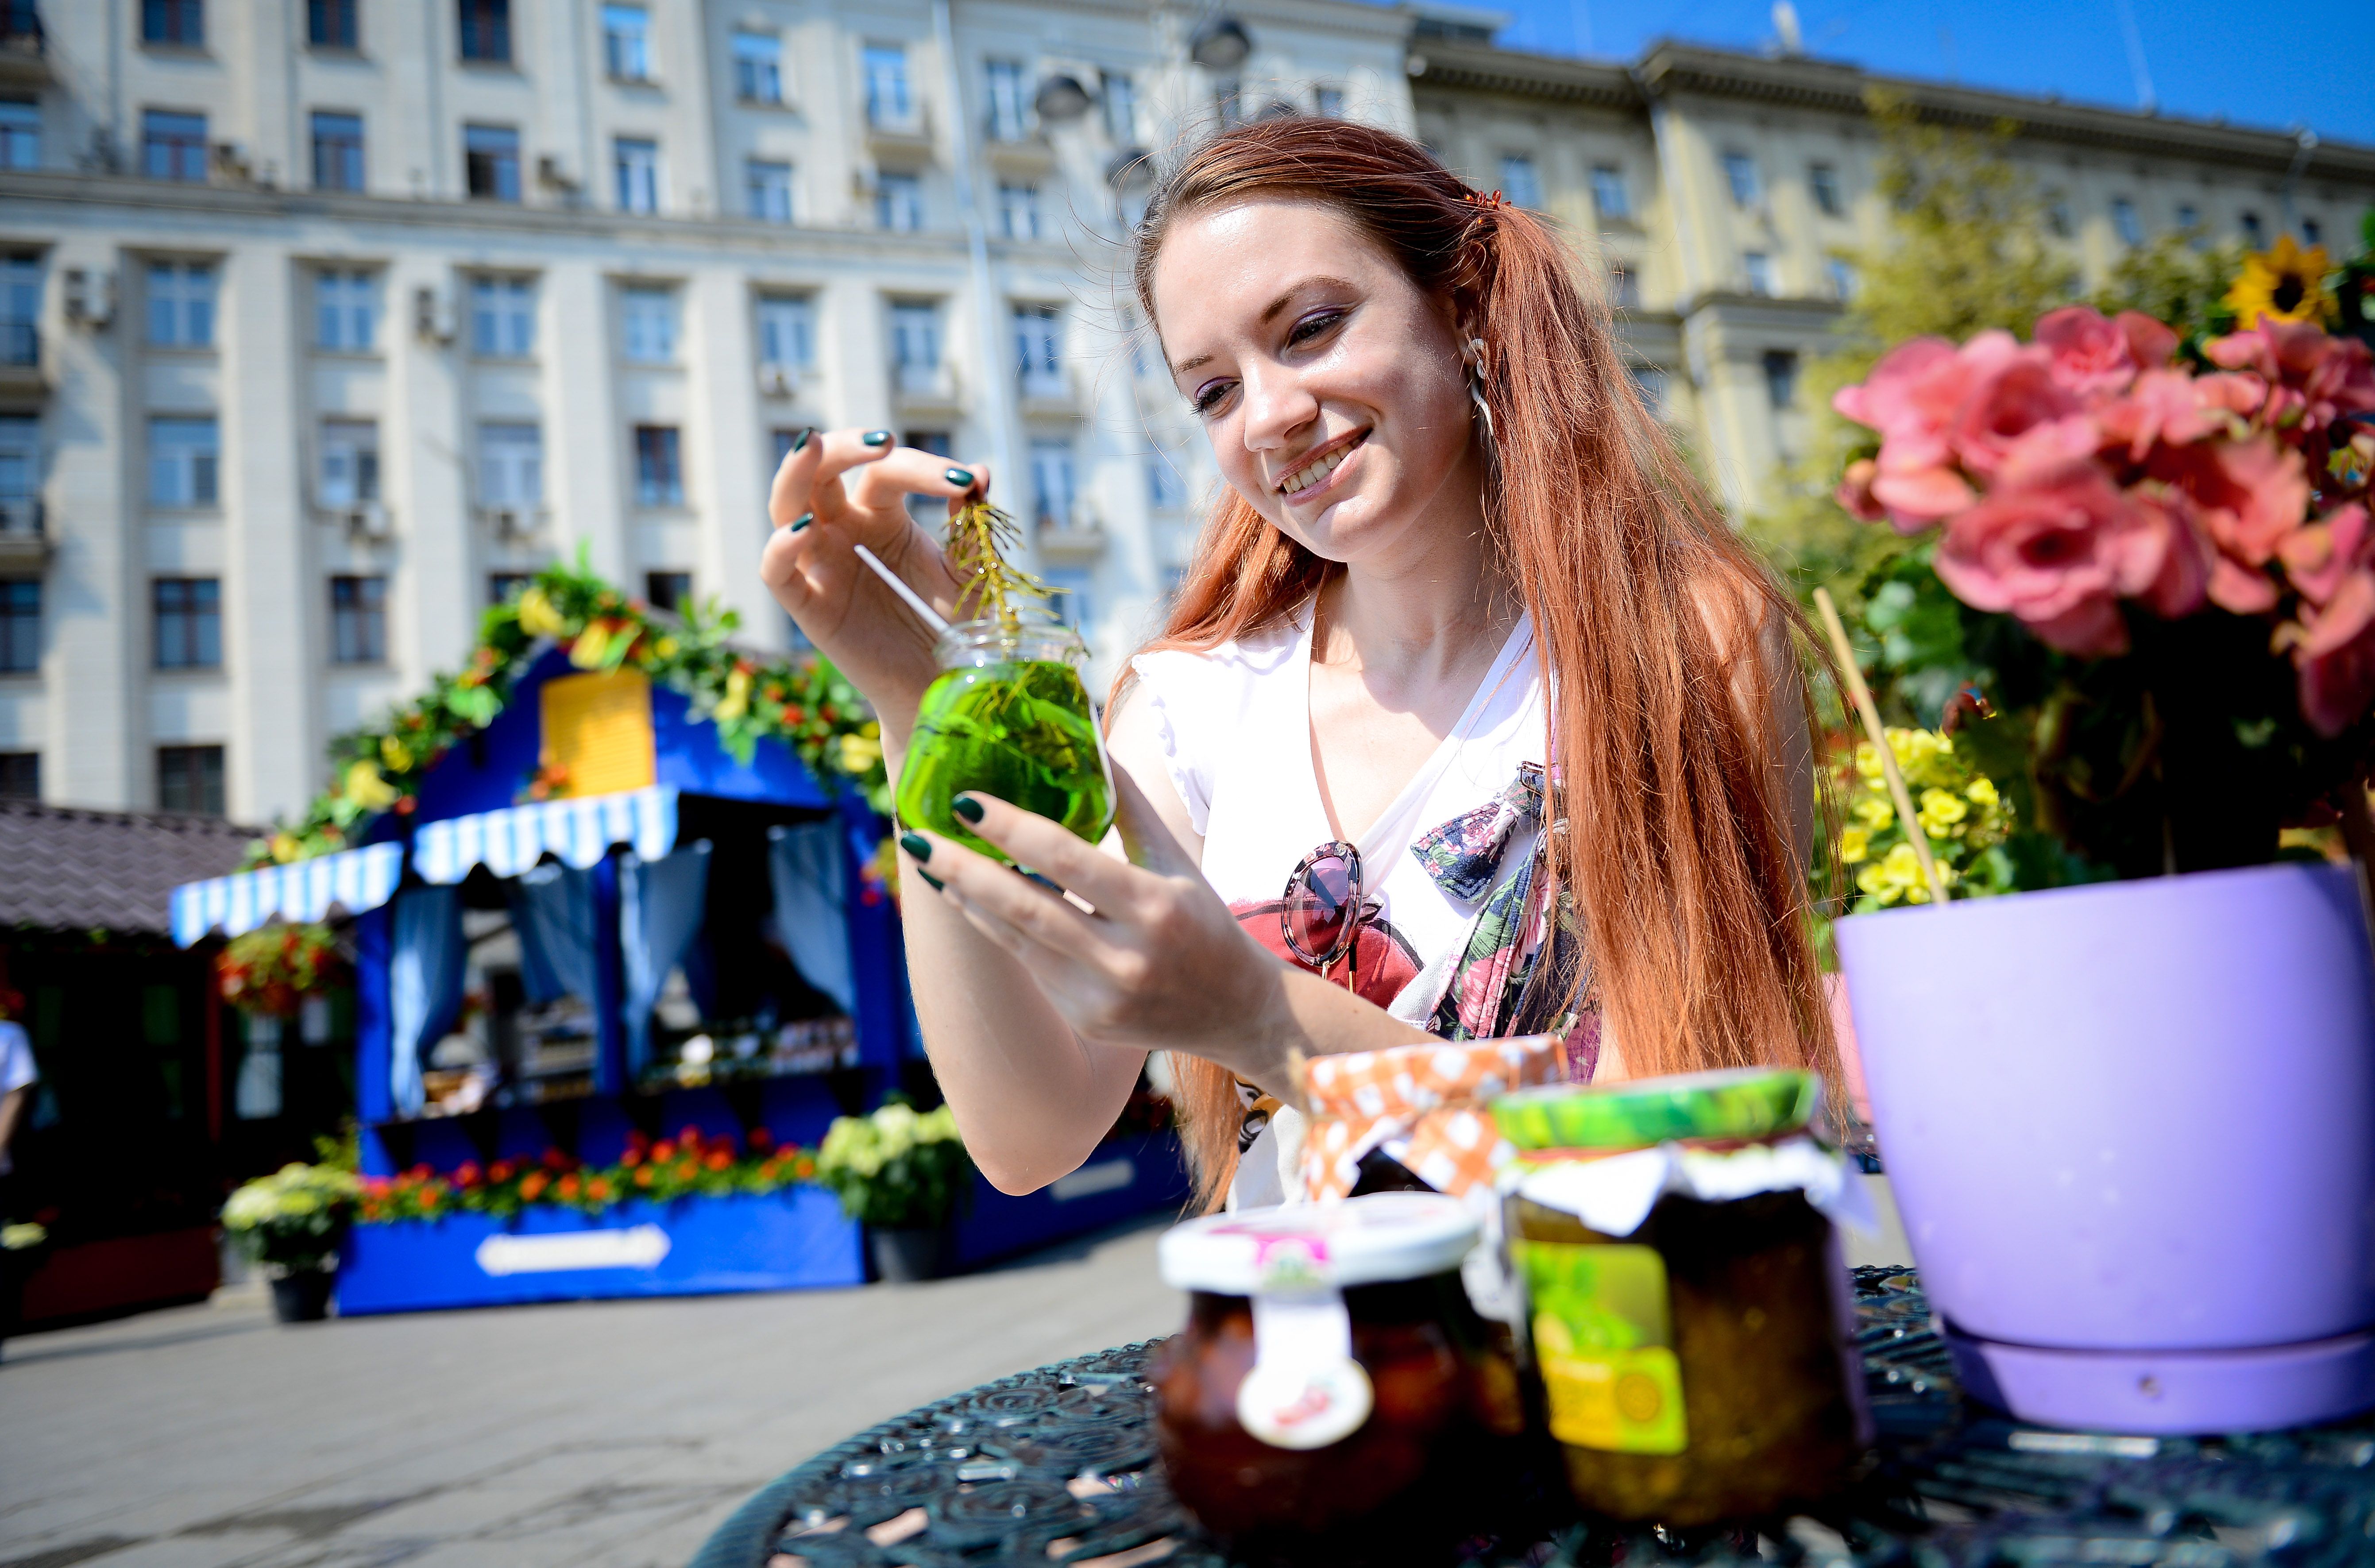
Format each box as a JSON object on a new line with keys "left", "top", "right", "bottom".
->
{"left": 539, "top": 669, "right": 657, "bottom": 797}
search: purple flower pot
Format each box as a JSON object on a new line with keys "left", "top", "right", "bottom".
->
{"left": 1837, "top": 861, "right": 2375, "bottom": 1434}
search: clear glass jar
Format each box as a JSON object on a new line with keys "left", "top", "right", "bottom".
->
{"left": 895, "top": 611, "right": 1114, "bottom": 863}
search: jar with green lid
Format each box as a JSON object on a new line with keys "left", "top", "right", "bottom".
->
{"left": 895, "top": 610, "right": 1114, "bottom": 863}
{"left": 1491, "top": 1067, "right": 1871, "bottom": 1526}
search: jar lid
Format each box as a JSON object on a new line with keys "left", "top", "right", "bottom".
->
{"left": 1158, "top": 1192, "right": 1481, "bottom": 1295}
{"left": 1490, "top": 1066, "right": 1819, "bottom": 1152}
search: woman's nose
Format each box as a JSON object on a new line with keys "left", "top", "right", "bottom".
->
{"left": 1238, "top": 363, "right": 1318, "bottom": 454}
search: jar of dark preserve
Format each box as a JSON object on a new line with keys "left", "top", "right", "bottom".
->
{"left": 1151, "top": 1193, "right": 1528, "bottom": 1566}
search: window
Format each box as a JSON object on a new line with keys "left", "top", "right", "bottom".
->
{"left": 0, "top": 98, "right": 38, "bottom": 170}
{"left": 0, "top": 255, "right": 33, "bottom": 366}
{"left": 149, "top": 417, "right": 219, "bottom": 507}
{"left": 489, "top": 572, "right": 532, "bottom": 606}
{"left": 734, "top": 32, "right": 782, "bottom": 104}
{"left": 1629, "top": 365, "right": 1668, "bottom": 417}
{"left": 2047, "top": 201, "right": 2073, "bottom": 239}
{"left": 633, "top": 425, "right": 683, "bottom": 506}
{"left": 2112, "top": 197, "right": 2142, "bottom": 247}
{"left": 1103, "top": 71, "right": 1137, "bottom": 142}
{"left": 1147, "top": 456, "right": 1184, "bottom": 510}
{"left": 158, "top": 745, "right": 225, "bottom": 815}
{"left": 890, "top": 301, "right": 939, "bottom": 391}
{"left": 614, "top": 137, "right": 659, "bottom": 213}
{"left": 757, "top": 295, "right": 814, "bottom": 369}
{"left": 143, "top": 0, "right": 205, "bottom": 47}
{"left": 984, "top": 59, "right": 1028, "bottom": 142}
{"left": 1313, "top": 84, "right": 1343, "bottom": 120}
{"left": 479, "top": 421, "right": 542, "bottom": 506}
{"left": 877, "top": 171, "right": 923, "bottom": 232}
{"left": 318, "top": 418, "right": 379, "bottom": 506}
{"left": 997, "top": 182, "right": 1040, "bottom": 240}
{"left": 863, "top": 44, "right": 912, "bottom": 128}
{"left": 1014, "top": 304, "right": 1062, "bottom": 397}
{"left": 602, "top": 4, "right": 652, "bottom": 81}
{"left": 2240, "top": 210, "right": 2264, "bottom": 246}
{"left": 470, "top": 276, "right": 534, "bottom": 356}
{"left": 746, "top": 159, "right": 793, "bottom": 223}
{"left": 1827, "top": 257, "right": 1858, "bottom": 301}
{"left": 1722, "top": 151, "right": 1760, "bottom": 208}
{"left": 464, "top": 124, "right": 521, "bottom": 201}
{"left": 1498, "top": 155, "right": 1541, "bottom": 211}
{"left": 1607, "top": 262, "right": 1638, "bottom": 310}
{"left": 0, "top": 579, "right": 36, "bottom": 672}
{"left": 644, "top": 572, "right": 691, "bottom": 613}
{"left": 330, "top": 575, "right": 387, "bottom": 664}
{"left": 1043, "top": 567, "right": 1091, "bottom": 630}
{"left": 1762, "top": 350, "right": 1799, "bottom": 410}
{"left": 2175, "top": 202, "right": 2200, "bottom": 232}
{"left": 1742, "top": 251, "right": 1774, "bottom": 296}
{"left": 458, "top": 0, "right": 510, "bottom": 63}
{"left": 1808, "top": 162, "right": 1841, "bottom": 216}
{"left": 0, "top": 415, "right": 35, "bottom": 533}
{"left": 621, "top": 286, "right": 675, "bottom": 362}
{"left": 147, "top": 261, "right": 216, "bottom": 348}
{"left": 900, "top": 431, "right": 951, "bottom": 521}
{"left": 0, "top": 752, "right": 35, "bottom": 799}
{"left": 315, "top": 270, "right": 376, "bottom": 351}
{"left": 311, "top": 112, "right": 363, "bottom": 191}
{"left": 153, "top": 577, "right": 222, "bottom": 668}
{"left": 1213, "top": 81, "right": 1241, "bottom": 126}
{"left": 1029, "top": 438, "right": 1075, "bottom": 530}
{"left": 143, "top": 110, "right": 209, "bottom": 182}
{"left": 1591, "top": 164, "right": 1630, "bottom": 220}
{"left": 2303, "top": 216, "right": 2325, "bottom": 247}
{"left": 308, "top": 0, "right": 359, "bottom": 49}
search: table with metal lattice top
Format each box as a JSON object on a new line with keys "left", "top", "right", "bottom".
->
{"left": 690, "top": 1269, "right": 2375, "bottom": 1568}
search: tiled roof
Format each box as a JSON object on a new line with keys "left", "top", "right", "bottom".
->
{"left": 0, "top": 799, "right": 259, "bottom": 935}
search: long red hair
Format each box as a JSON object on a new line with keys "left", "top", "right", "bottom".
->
{"left": 1121, "top": 118, "right": 1839, "bottom": 1205}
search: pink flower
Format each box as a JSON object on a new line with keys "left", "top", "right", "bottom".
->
{"left": 2149, "top": 436, "right": 2309, "bottom": 566}
{"left": 2209, "top": 559, "right": 2280, "bottom": 614}
{"left": 2116, "top": 312, "right": 2180, "bottom": 371}
{"left": 2295, "top": 609, "right": 2375, "bottom": 738}
{"left": 2128, "top": 486, "right": 2212, "bottom": 619}
{"left": 2035, "top": 305, "right": 2145, "bottom": 397}
{"left": 2276, "top": 503, "right": 2373, "bottom": 607}
{"left": 1831, "top": 336, "right": 1960, "bottom": 435}
{"left": 2097, "top": 370, "right": 2229, "bottom": 462}
{"left": 1933, "top": 457, "right": 2166, "bottom": 657}
{"left": 1835, "top": 458, "right": 1886, "bottom": 521}
{"left": 1950, "top": 345, "right": 2086, "bottom": 479}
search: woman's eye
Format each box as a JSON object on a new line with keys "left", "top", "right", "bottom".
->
{"left": 1191, "top": 382, "right": 1234, "bottom": 416}
{"left": 1288, "top": 309, "right": 1344, "bottom": 346}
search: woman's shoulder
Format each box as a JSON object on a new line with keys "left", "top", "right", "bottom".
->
{"left": 1127, "top": 614, "right": 1304, "bottom": 707}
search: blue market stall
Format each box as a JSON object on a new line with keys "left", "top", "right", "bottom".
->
{"left": 171, "top": 640, "right": 1189, "bottom": 1314}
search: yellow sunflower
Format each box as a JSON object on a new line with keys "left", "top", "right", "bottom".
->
{"left": 2225, "top": 234, "right": 2335, "bottom": 328}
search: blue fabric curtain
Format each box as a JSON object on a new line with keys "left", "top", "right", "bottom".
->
{"left": 389, "top": 885, "right": 466, "bottom": 1116}
{"left": 506, "top": 861, "right": 599, "bottom": 1007}
{"left": 621, "top": 842, "right": 713, "bottom": 1081}
{"left": 769, "top": 821, "right": 855, "bottom": 1015}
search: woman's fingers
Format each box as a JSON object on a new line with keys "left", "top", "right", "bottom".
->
{"left": 850, "top": 449, "right": 992, "bottom": 513}
{"left": 767, "top": 428, "right": 900, "bottom": 527}
{"left": 909, "top": 826, "right": 1131, "bottom": 969}
{"left": 946, "top": 792, "right": 1149, "bottom": 913}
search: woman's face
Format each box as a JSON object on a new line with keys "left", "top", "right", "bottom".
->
{"left": 1149, "top": 198, "right": 1481, "bottom": 567}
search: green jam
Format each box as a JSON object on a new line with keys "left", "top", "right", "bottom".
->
{"left": 896, "top": 659, "right": 1114, "bottom": 862}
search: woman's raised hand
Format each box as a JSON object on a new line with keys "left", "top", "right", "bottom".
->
{"left": 759, "top": 429, "right": 989, "bottom": 739}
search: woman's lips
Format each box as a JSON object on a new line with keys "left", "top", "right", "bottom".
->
{"left": 1277, "top": 430, "right": 1369, "bottom": 504}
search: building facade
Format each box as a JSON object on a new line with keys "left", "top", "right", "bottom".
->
{"left": 0, "top": 1, "right": 2370, "bottom": 824}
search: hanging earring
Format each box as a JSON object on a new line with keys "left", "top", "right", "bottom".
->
{"left": 1465, "top": 337, "right": 1495, "bottom": 448}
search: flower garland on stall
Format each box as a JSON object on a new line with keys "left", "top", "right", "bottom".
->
{"left": 355, "top": 1126, "right": 818, "bottom": 1224}
{"left": 215, "top": 923, "right": 348, "bottom": 1015}
{"left": 241, "top": 553, "right": 889, "bottom": 874}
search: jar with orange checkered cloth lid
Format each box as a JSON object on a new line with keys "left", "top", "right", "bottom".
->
{"left": 1490, "top": 1067, "right": 1874, "bottom": 1527}
{"left": 1298, "top": 1035, "right": 1570, "bottom": 1205}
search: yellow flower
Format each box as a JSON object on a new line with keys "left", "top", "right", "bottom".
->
{"left": 270, "top": 832, "right": 302, "bottom": 864}
{"left": 714, "top": 666, "right": 751, "bottom": 723}
{"left": 652, "top": 636, "right": 679, "bottom": 660}
{"left": 569, "top": 624, "right": 611, "bottom": 669}
{"left": 516, "top": 587, "right": 570, "bottom": 639}
{"left": 1838, "top": 825, "right": 1870, "bottom": 864}
{"left": 1965, "top": 776, "right": 1999, "bottom": 810}
{"left": 2225, "top": 235, "right": 2335, "bottom": 329}
{"left": 837, "top": 732, "right": 882, "bottom": 775}
{"left": 379, "top": 734, "right": 413, "bottom": 773}
{"left": 1917, "top": 787, "right": 1969, "bottom": 837}
{"left": 1851, "top": 796, "right": 1895, "bottom": 831}
{"left": 344, "top": 760, "right": 399, "bottom": 810}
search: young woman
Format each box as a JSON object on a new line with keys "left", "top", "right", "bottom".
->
{"left": 759, "top": 118, "right": 1836, "bottom": 1211}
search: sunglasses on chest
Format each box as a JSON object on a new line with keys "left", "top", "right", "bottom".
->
{"left": 1280, "top": 840, "right": 1375, "bottom": 989}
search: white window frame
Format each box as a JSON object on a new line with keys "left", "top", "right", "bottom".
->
{"left": 1498, "top": 154, "right": 1541, "bottom": 210}
{"left": 621, "top": 285, "right": 676, "bottom": 363}
{"left": 877, "top": 171, "right": 924, "bottom": 232}
{"left": 149, "top": 415, "right": 220, "bottom": 507}
{"left": 1014, "top": 304, "right": 1063, "bottom": 397}
{"left": 757, "top": 295, "right": 815, "bottom": 370}
{"left": 746, "top": 158, "right": 794, "bottom": 224}
{"left": 997, "top": 182, "right": 1040, "bottom": 240}
{"left": 734, "top": 32, "right": 783, "bottom": 104}
{"left": 863, "top": 44, "right": 913, "bottom": 129}
{"left": 0, "top": 99, "right": 41, "bottom": 170}
{"left": 479, "top": 421, "right": 544, "bottom": 507}
{"left": 1722, "top": 151, "right": 1761, "bottom": 208}
{"left": 1029, "top": 437, "right": 1076, "bottom": 530}
{"left": 315, "top": 269, "right": 377, "bottom": 353}
{"left": 1591, "top": 164, "right": 1630, "bottom": 221}
{"left": 318, "top": 417, "right": 380, "bottom": 507}
{"left": 615, "top": 137, "right": 660, "bottom": 214}
{"left": 984, "top": 59, "right": 1028, "bottom": 142}
{"left": 602, "top": 4, "right": 654, "bottom": 82}
{"left": 147, "top": 260, "right": 216, "bottom": 348}
{"left": 890, "top": 301, "right": 941, "bottom": 392}
{"left": 471, "top": 276, "right": 535, "bottom": 359}
{"left": 1742, "top": 251, "right": 1774, "bottom": 296}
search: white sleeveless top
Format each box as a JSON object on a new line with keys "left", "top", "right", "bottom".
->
{"left": 1131, "top": 602, "right": 1549, "bottom": 1203}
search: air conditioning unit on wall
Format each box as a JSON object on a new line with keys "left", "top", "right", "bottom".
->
{"left": 758, "top": 364, "right": 796, "bottom": 398}
{"left": 346, "top": 502, "right": 391, "bottom": 540}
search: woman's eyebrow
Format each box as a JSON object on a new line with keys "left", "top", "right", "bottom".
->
{"left": 1170, "top": 277, "right": 1361, "bottom": 380}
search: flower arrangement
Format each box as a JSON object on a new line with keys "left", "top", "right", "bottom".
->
{"left": 1835, "top": 726, "right": 2013, "bottom": 910}
{"left": 243, "top": 554, "right": 885, "bottom": 870}
{"left": 222, "top": 1162, "right": 362, "bottom": 1274}
{"left": 813, "top": 1100, "right": 973, "bottom": 1231}
{"left": 1828, "top": 263, "right": 2375, "bottom": 875}
{"left": 353, "top": 1127, "right": 817, "bottom": 1224}
{"left": 215, "top": 923, "right": 346, "bottom": 1016}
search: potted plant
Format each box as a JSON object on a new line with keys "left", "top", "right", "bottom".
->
{"left": 215, "top": 923, "right": 347, "bottom": 1018}
{"left": 1820, "top": 242, "right": 2375, "bottom": 1433}
{"left": 814, "top": 1100, "right": 972, "bottom": 1283}
{"left": 222, "top": 1160, "right": 361, "bottom": 1322}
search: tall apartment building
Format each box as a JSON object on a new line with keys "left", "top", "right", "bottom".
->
{"left": 0, "top": 1, "right": 2369, "bottom": 824}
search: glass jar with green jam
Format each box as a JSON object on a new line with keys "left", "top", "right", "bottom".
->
{"left": 896, "top": 611, "right": 1114, "bottom": 862}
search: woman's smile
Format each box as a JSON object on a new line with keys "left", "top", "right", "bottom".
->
{"left": 1276, "top": 428, "right": 1369, "bottom": 503}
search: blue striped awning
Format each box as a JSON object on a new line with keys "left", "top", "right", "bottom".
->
{"left": 171, "top": 842, "right": 407, "bottom": 948}
{"left": 412, "top": 786, "right": 679, "bottom": 885}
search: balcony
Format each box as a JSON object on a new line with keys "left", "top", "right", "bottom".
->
{"left": 984, "top": 130, "right": 1055, "bottom": 179}
{"left": 865, "top": 101, "right": 934, "bottom": 162}
{"left": 1034, "top": 509, "right": 1104, "bottom": 563}
{"left": 0, "top": 6, "right": 45, "bottom": 89}
{"left": 1017, "top": 366, "right": 1077, "bottom": 417}
{"left": 892, "top": 361, "right": 961, "bottom": 416}
{"left": 0, "top": 496, "right": 46, "bottom": 571}
{"left": 0, "top": 321, "right": 41, "bottom": 400}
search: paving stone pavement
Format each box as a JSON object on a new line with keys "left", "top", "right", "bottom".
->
{"left": 0, "top": 1218, "right": 1184, "bottom": 1568}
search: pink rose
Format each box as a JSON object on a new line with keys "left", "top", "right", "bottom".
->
{"left": 1835, "top": 458, "right": 1885, "bottom": 522}
{"left": 2209, "top": 559, "right": 2280, "bottom": 614}
{"left": 2098, "top": 370, "right": 2228, "bottom": 463}
{"left": 2128, "top": 487, "right": 2211, "bottom": 619}
{"left": 1950, "top": 346, "right": 2086, "bottom": 479}
{"left": 1933, "top": 459, "right": 2165, "bottom": 657}
{"left": 2035, "top": 305, "right": 2141, "bottom": 397}
{"left": 1870, "top": 445, "right": 1976, "bottom": 529}
{"left": 2149, "top": 436, "right": 2309, "bottom": 566}
{"left": 2116, "top": 312, "right": 2179, "bottom": 371}
{"left": 2276, "top": 503, "right": 2373, "bottom": 607}
{"left": 2296, "top": 610, "right": 2375, "bottom": 738}
{"left": 1831, "top": 337, "right": 1959, "bottom": 434}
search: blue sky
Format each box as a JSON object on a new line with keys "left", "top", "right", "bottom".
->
{"left": 1475, "top": 0, "right": 2375, "bottom": 149}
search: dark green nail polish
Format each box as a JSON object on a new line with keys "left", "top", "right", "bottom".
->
{"left": 917, "top": 869, "right": 945, "bottom": 892}
{"left": 862, "top": 430, "right": 892, "bottom": 447}
{"left": 953, "top": 795, "right": 984, "bottom": 824}
{"left": 899, "top": 831, "right": 931, "bottom": 862}
{"left": 791, "top": 427, "right": 814, "bottom": 453}
{"left": 789, "top": 512, "right": 812, "bottom": 532}
{"left": 945, "top": 466, "right": 974, "bottom": 488}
